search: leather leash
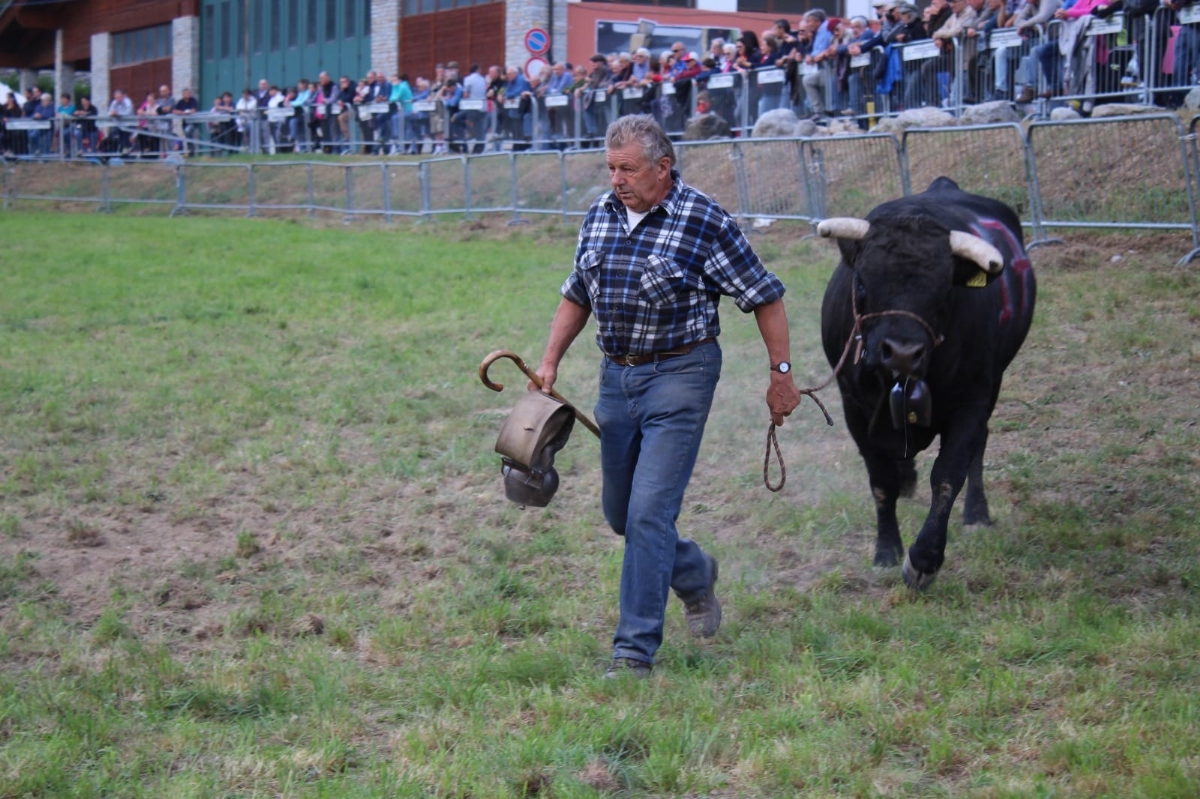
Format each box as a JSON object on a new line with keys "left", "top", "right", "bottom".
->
{"left": 763, "top": 290, "right": 942, "bottom": 492}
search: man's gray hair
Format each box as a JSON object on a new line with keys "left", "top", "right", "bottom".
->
{"left": 805, "top": 8, "right": 827, "bottom": 21}
{"left": 605, "top": 114, "right": 676, "bottom": 168}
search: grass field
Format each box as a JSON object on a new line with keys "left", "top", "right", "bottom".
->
{"left": 1, "top": 212, "right": 1199, "bottom": 798}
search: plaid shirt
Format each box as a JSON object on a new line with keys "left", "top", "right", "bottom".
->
{"left": 562, "top": 170, "right": 785, "bottom": 357}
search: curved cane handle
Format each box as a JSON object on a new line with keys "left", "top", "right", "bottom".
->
{"left": 479, "top": 350, "right": 539, "bottom": 393}
{"left": 478, "top": 349, "right": 601, "bottom": 438}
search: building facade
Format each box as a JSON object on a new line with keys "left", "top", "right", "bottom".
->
{"left": 1, "top": 0, "right": 858, "bottom": 110}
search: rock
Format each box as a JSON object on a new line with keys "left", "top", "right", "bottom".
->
{"left": 959, "top": 100, "right": 1020, "bottom": 125}
{"left": 752, "top": 108, "right": 801, "bottom": 138}
{"left": 814, "top": 118, "right": 866, "bottom": 137}
{"left": 1049, "top": 106, "right": 1082, "bottom": 121}
{"left": 1089, "top": 103, "right": 1166, "bottom": 118}
{"left": 1185, "top": 87, "right": 1200, "bottom": 111}
{"left": 683, "top": 112, "right": 733, "bottom": 141}
{"left": 795, "top": 119, "right": 818, "bottom": 138}
{"left": 873, "top": 106, "right": 957, "bottom": 135}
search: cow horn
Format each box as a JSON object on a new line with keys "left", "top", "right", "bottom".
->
{"left": 817, "top": 217, "right": 871, "bottom": 240}
{"left": 949, "top": 231, "right": 1005, "bottom": 274}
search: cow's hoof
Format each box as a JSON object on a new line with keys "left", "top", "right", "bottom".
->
{"left": 901, "top": 553, "right": 939, "bottom": 590}
{"left": 874, "top": 547, "right": 901, "bottom": 568}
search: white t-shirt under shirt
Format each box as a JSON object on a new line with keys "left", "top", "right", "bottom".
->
{"left": 625, "top": 207, "right": 649, "bottom": 231}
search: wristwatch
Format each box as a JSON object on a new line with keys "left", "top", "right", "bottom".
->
{"left": 771, "top": 361, "right": 791, "bottom": 374}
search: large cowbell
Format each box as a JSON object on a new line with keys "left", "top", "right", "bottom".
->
{"left": 495, "top": 390, "right": 576, "bottom": 507}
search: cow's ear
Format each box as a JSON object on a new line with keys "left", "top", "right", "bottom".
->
{"left": 952, "top": 256, "right": 1003, "bottom": 288}
{"left": 836, "top": 237, "right": 862, "bottom": 267}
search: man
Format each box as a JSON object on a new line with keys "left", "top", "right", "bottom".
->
{"left": 107, "top": 88, "right": 134, "bottom": 153}
{"left": 454, "top": 63, "right": 488, "bottom": 153}
{"left": 173, "top": 87, "right": 200, "bottom": 155}
{"left": 530, "top": 116, "right": 803, "bottom": 679}
{"left": 801, "top": 10, "right": 836, "bottom": 119}
{"left": 254, "top": 78, "right": 274, "bottom": 154}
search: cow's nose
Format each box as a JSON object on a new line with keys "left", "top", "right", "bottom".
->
{"left": 880, "top": 338, "right": 925, "bottom": 376}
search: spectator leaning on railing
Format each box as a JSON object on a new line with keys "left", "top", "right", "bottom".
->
{"left": 72, "top": 95, "right": 98, "bottom": 154}
{"left": 107, "top": 89, "right": 133, "bottom": 153}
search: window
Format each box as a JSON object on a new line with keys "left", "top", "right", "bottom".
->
{"left": 406, "top": 0, "right": 499, "bottom": 16}
{"left": 111, "top": 24, "right": 173, "bottom": 66}
{"left": 271, "top": 0, "right": 282, "bottom": 49}
{"left": 253, "top": 0, "right": 264, "bottom": 52}
{"left": 306, "top": 0, "right": 317, "bottom": 44}
{"left": 288, "top": 0, "right": 299, "bottom": 46}
{"left": 220, "top": 1, "right": 231, "bottom": 57}
{"left": 204, "top": 6, "right": 215, "bottom": 60}
{"left": 345, "top": 0, "right": 356, "bottom": 38}
{"left": 326, "top": 0, "right": 338, "bottom": 41}
{"left": 236, "top": 0, "right": 246, "bottom": 55}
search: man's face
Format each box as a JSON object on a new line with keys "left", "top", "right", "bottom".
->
{"left": 506, "top": 67, "right": 517, "bottom": 81}
{"left": 852, "top": 19, "right": 866, "bottom": 36}
{"left": 671, "top": 42, "right": 685, "bottom": 59}
{"left": 182, "top": 89, "right": 192, "bottom": 99}
{"left": 489, "top": 66, "right": 501, "bottom": 80}
{"left": 607, "top": 144, "right": 670, "bottom": 214}
{"left": 259, "top": 80, "right": 269, "bottom": 91}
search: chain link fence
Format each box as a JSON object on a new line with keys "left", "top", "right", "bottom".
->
{"left": 4, "top": 116, "right": 1199, "bottom": 264}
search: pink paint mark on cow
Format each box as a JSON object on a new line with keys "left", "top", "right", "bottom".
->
{"left": 970, "top": 218, "right": 1032, "bottom": 324}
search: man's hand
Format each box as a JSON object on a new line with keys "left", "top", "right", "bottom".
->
{"left": 767, "top": 372, "right": 802, "bottom": 426}
{"left": 530, "top": 362, "right": 557, "bottom": 395}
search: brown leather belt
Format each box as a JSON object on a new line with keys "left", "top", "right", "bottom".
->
{"left": 607, "top": 337, "right": 715, "bottom": 367}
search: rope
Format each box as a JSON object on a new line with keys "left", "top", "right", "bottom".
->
{"left": 761, "top": 290, "right": 942, "bottom": 492}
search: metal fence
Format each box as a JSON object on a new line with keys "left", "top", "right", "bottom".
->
{"left": 4, "top": 114, "right": 1199, "bottom": 265}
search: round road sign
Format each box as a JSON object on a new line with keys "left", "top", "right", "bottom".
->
{"left": 524, "top": 27, "right": 550, "bottom": 56}
{"left": 524, "top": 56, "right": 549, "bottom": 82}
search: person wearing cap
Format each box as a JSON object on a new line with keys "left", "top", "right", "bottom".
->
{"left": 530, "top": 115, "right": 802, "bottom": 680}
{"left": 577, "top": 54, "right": 612, "bottom": 145}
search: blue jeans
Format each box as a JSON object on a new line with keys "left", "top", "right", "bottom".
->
{"left": 1174, "top": 22, "right": 1200, "bottom": 89}
{"left": 594, "top": 342, "right": 722, "bottom": 665}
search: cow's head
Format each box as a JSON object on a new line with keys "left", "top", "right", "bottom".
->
{"left": 819, "top": 215, "right": 1003, "bottom": 426}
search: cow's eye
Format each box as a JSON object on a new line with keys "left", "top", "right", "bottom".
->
{"left": 855, "top": 274, "right": 867, "bottom": 300}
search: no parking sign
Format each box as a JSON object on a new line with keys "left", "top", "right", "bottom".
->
{"left": 524, "top": 27, "right": 550, "bottom": 57}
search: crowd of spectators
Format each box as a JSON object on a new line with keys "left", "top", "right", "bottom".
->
{"left": 1, "top": 0, "right": 1196, "bottom": 160}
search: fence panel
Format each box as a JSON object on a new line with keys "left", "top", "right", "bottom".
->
{"left": 103, "top": 160, "right": 180, "bottom": 210}
{"left": 561, "top": 150, "right": 609, "bottom": 216}
{"left": 388, "top": 163, "right": 424, "bottom": 215}
{"left": 736, "top": 138, "right": 813, "bottom": 221}
{"left": 1029, "top": 114, "right": 1195, "bottom": 234}
{"left": 346, "top": 163, "right": 387, "bottom": 216}
{"left": 804, "top": 133, "right": 905, "bottom": 219}
{"left": 465, "top": 152, "right": 514, "bottom": 215}
{"left": 514, "top": 152, "right": 566, "bottom": 216}
{"left": 181, "top": 163, "right": 251, "bottom": 213}
{"left": 426, "top": 156, "right": 468, "bottom": 215}
{"left": 676, "top": 140, "right": 741, "bottom": 216}
{"left": 250, "top": 162, "right": 314, "bottom": 214}
{"left": 5, "top": 159, "right": 106, "bottom": 207}
{"left": 903, "top": 123, "right": 1036, "bottom": 227}
{"left": 310, "top": 164, "right": 351, "bottom": 214}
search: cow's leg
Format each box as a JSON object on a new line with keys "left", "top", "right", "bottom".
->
{"left": 863, "top": 452, "right": 905, "bottom": 567}
{"left": 962, "top": 428, "right": 993, "bottom": 526}
{"left": 902, "top": 422, "right": 982, "bottom": 589}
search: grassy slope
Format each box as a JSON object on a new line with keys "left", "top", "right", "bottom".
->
{"left": 0, "top": 213, "right": 1198, "bottom": 798}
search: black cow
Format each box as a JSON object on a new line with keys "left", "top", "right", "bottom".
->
{"left": 818, "top": 177, "right": 1036, "bottom": 589}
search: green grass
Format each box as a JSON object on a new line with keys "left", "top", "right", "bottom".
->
{"left": 1, "top": 213, "right": 1199, "bottom": 797}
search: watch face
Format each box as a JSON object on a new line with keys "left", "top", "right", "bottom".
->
{"left": 776, "top": 361, "right": 791, "bottom": 373}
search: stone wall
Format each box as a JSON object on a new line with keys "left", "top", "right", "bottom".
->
{"left": 372, "top": 0, "right": 401, "bottom": 75}
{"left": 171, "top": 16, "right": 199, "bottom": 94}
{"left": 504, "top": 0, "right": 566, "bottom": 71}
{"left": 90, "top": 32, "right": 111, "bottom": 107}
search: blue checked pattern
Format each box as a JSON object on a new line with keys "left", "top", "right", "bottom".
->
{"left": 561, "top": 170, "right": 786, "bottom": 357}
